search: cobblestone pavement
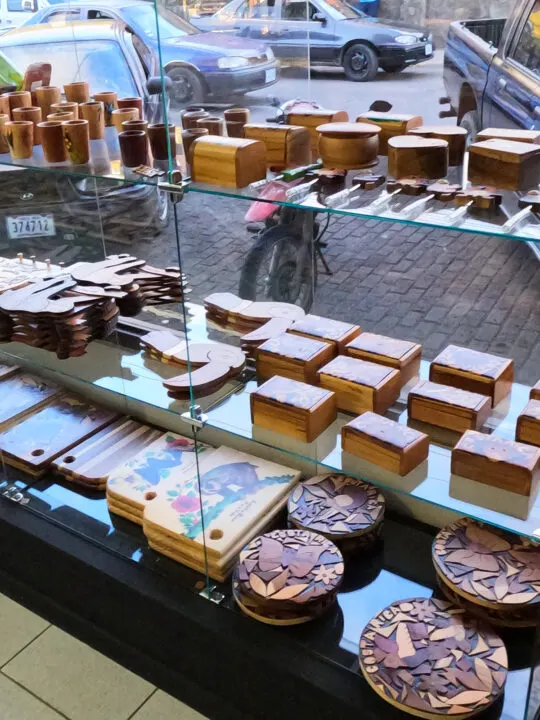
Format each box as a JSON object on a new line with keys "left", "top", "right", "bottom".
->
{"left": 137, "top": 192, "right": 540, "bottom": 386}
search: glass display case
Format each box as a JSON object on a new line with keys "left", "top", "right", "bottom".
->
{"left": 0, "top": 0, "right": 538, "bottom": 717}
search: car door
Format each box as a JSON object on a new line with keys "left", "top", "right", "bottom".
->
{"left": 276, "top": 0, "right": 335, "bottom": 64}
{"left": 484, "top": 0, "right": 540, "bottom": 130}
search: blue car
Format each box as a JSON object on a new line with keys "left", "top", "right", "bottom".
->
{"left": 22, "top": 0, "right": 279, "bottom": 106}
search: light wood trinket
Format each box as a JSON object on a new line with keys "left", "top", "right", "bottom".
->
{"left": 408, "top": 379, "right": 491, "bottom": 433}
{"left": 286, "top": 313, "right": 360, "bottom": 355}
{"left": 190, "top": 136, "right": 266, "bottom": 187}
{"left": 516, "top": 399, "right": 540, "bottom": 447}
{"left": 256, "top": 332, "right": 334, "bottom": 384}
{"left": 243, "top": 123, "right": 311, "bottom": 170}
{"left": 346, "top": 332, "right": 421, "bottom": 388}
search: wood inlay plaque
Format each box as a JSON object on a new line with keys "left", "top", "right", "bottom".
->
{"left": 516, "top": 399, "right": 540, "bottom": 447}
{"left": 233, "top": 529, "right": 344, "bottom": 625}
{"left": 288, "top": 474, "right": 384, "bottom": 547}
{"left": 286, "top": 314, "right": 360, "bottom": 354}
{"left": 408, "top": 380, "right": 491, "bottom": 433}
{"left": 358, "top": 597, "right": 507, "bottom": 719}
{"left": 433, "top": 518, "right": 540, "bottom": 620}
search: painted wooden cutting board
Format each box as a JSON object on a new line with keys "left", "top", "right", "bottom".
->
{"left": 0, "top": 373, "right": 58, "bottom": 431}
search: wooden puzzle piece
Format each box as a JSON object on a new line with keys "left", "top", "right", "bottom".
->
{"left": 386, "top": 177, "right": 429, "bottom": 195}
{"left": 68, "top": 254, "right": 146, "bottom": 288}
{"left": 352, "top": 173, "right": 385, "bottom": 190}
{"left": 455, "top": 185, "right": 502, "bottom": 210}
{"left": 426, "top": 181, "right": 462, "bottom": 201}
{"left": 0, "top": 276, "right": 78, "bottom": 315}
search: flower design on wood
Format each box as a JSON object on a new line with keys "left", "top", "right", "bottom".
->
{"left": 433, "top": 345, "right": 510, "bottom": 379}
{"left": 359, "top": 597, "right": 507, "bottom": 717}
{"left": 433, "top": 518, "right": 540, "bottom": 610}
{"left": 455, "top": 431, "right": 540, "bottom": 469}
{"left": 321, "top": 356, "right": 394, "bottom": 386}
{"left": 347, "top": 332, "right": 417, "bottom": 360}
{"left": 254, "top": 376, "right": 331, "bottom": 410}
{"left": 259, "top": 333, "right": 327, "bottom": 361}
{"left": 291, "top": 314, "right": 356, "bottom": 341}
{"left": 288, "top": 473, "right": 384, "bottom": 536}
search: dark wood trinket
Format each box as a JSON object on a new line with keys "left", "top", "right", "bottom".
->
{"left": 386, "top": 177, "right": 428, "bottom": 195}
{"left": 256, "top": 332, "right": 334, "bottom": 384}
{"left": 468, "top": 139, "right": 540, "bottom": 191}
{"left": 352, "top": 173, "right": 385, "bottom": 190}
{"left": 454, "top": 186, "right": 502, "bottom": 211}
{"left": 516, "top": 399, "right": 540, "bottom": 447}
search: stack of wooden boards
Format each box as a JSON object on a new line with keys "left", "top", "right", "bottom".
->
{"left": 0, "top": 254, "right": 187, "bottom": 358}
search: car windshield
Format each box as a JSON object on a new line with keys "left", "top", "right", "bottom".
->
{"left": 0, "top": 39, "right": 138, "bottom": 95}
{"left": 122, "top": 4, "right": 198, "bottom": 39}
{"left": 324, "top": 0, "right": 365, "bottom": 19}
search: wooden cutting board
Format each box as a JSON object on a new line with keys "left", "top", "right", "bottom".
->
{"left": 0, "top": 373, "right": 58, "bottom": 431}
{"left": 0, "top": 394, "right": 118, "bottom": 476}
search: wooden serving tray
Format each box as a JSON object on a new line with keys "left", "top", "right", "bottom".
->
{"left": 0, "top": 372, "right": 58, "bottom": 431}
{"left": 243, "top": 123, "right": 311, "bottom": 170}
{"left": 190, "top": 136, "right": 266, "bottom": 187}
{"left": 342, "top": 411, "right": 429, "bottom": 476}
{"left": 468, "top": 139, "right": 540, "bottom": 191}
{"left": 286, "top": 313, "right": 360, "bottom": 355}
{"left": 256, "top": 333, "right": 334, "bottom": 384}
{"left": 355, "top": 112, "right": 422, "bottom": 154}
{"left": 430, "top": 344, "right": 513, "bottom": 407}
{"left": 407, "top": 379, "right": 491, "bottom": 433}
{"left": 516, "top": 399, "right": 540, "bottom": 447}
{"left": 318, "top": 355, "right": 399, "bottom": 415}
{"left": 345, "top": 332, "right": 421, "bottom": 388}
{"left": 250, "top": 375, "right": 337, "bottom": 443}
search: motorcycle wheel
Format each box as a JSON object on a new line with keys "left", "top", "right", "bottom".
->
{"left": 239, "top": 225, "right": 316, "bottom": 312}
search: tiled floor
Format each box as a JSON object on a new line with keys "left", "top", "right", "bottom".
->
{"left": 0, "top": 593, "right": 206, "bottom": 720}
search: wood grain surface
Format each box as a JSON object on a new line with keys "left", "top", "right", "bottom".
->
{"left": 190, "top": 136, "right": 267, "bottom": 187}
{"left": 468, "top": 139, "right": 540, "bottom": 191}
{"left": 407, "top": 380, "right": 491, "bottom": 433}
{"left": 256, "top": 333, "right": 334, "bottom": 384}
{"left": 388, "top": 136, "right": 448, "bottom": 180}
{"left": 286, "top": 313, "right": 360, "bottom": 354}
{"left": 516, "top": 399, "right": 540, "bottom": 447}
{"left": 356, "top": 112, "right": 423, "bottom": 154}
{"left": 346, "top": 332, "right": 422, "bottom": 388}
{"left": 0, "top": 373, "right": 58, "bottom": 431}
{"left": 243, "top": 123, "right": 311, "bottom": 170}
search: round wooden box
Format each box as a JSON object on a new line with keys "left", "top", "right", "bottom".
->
{"left": 433, "top": 517, "right": 540, "bottom": 628}
{"left": 408, "top": 125, "right": 467, "bottom": 166}
{"left": 359, "top": 597, "right": 508, "bottom": 720}
{"left": 316, "top": 122, "right": 381, "bottom": 170}
{"left": 287, "top": 473, "right": 384, "bottom": 552}
{"left": 388, "top": 135, "right": 448, "bottom": 180}
{"left": 233, "top": 528, "right": 344, "bottom": 625}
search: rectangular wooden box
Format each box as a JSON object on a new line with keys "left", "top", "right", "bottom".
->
{"left": 318, "top": 355, "right": 399, "bottom": 415}
{"left": 250, "top": 376, "right": 337, "bottom": 442}
{"left": 468, "top": 139, "right": 540, "bottom": 191}
{"left": 243, "top": 123, "right": 311, "bottom": 170}
{"left": 256, "top": 333, "right": 334, "bottom": 384}
{"left": 345, "top": 332, "right": 421, "bottom": 388}
{"left": 532, "top": 381, "right": 540, "bottom": 401}
{"left": 452, "top": 430, "right": 540, "bottom": 498}
{"left": 516, "top": 400, "right": 540, "bottom": 447}
{"left": 285, "top": 109, "right": 348, "bottom": 152}
{"left": 408, "top": 380, "right": 491, "bottom": 433}
{"left": 477, "top": 128, "right": 540, "bottom": 144}
{"left": 190, "top": 136, "right": 266, "bottom": 187}
{"left": 286, "top": 314, "right": 361, "bottom": 355}
{"left": 355, "top": 112, "right": 422, "bottom": 154}
{"left": 430, "top": 344, "right": 513, "bottom": 407}
{"left": 342, "top": 411, "right": 429, "bottom": 476}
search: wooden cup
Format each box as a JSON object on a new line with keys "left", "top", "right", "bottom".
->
{"left": 122, "top": 119, "right": 148, "bottom": 132}
{"left": 225, "top": 121, "right": 245, "bottom": 138}
{"left": 94, "top": 91, "right": 118, "bottom": 126}
{"left": 34, "top": 86, "right": 61, "bottom": 118}
{"left": 79, "top": 100, "right": 105, "bottom": 140}
{"left": 112, "top": 108, "right": 139, "bottom": 132}
{"left": 62, "top": 119, "right": 90, "bottom": 164}
{"left": 119, "top": 130, "right": 148, "bottom": 168}
{"left": 148, "top": 123, "right": 176, "bottom": 160}
{"left": 6, "top": 91, "right": 31, "bottom": 115}
{"left": 64, "top": 81, "right": 90, "bottom": 103}
{"left": 12, "top": 106, "right": 42, "bottom": 145}
{"left": 182, "top": 127, "right": 208, "bottom": 162}
{"left": 51, "top": 101, "right": 79, "bottom": 119}
{"left": 182, "top": 109, "right": 209, "bottom": 129}
{"left": 38, "top": 120, "right": 67, "bottom": 163}
{"left": 0, "top": 95, "right": 10, "bottom": 119}
{"left": 196, "top": 116, "right": 226, "bottom": 136}
{"left": 117, "top": 97, "right": 143, "bottom": 117}
{"left": 224, "top": 108, "right": 250, "bottom": 123}
{"left": 47, "top": 111, "right": 74, "bottom": 122}
{"left": 0, "top": 114, "right": 9, "bottom": 153}
{"left": 5, "top": 120, "right": 33, "bottom": 159}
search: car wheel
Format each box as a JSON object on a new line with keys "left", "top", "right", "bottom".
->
{"left": 459, "top": 110, "right": 481, "bottom": 145}
{"left": 342, "top": 43, "right": 378, "bottom": 82}
{"left": 167, "top": 67, "right": 205, "bottom": 109}
{"left": 381, "top": 63, "right": 406, "bottom": 73}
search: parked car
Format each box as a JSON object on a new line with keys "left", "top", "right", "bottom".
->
{"left": 443, "top": 0, "right": 539, "bottom": 136}
{"left": 192, "top": 0, "right": 433, "bottom": 81}
{"left": 23, "top": 0, "right": 279, "bottom": 106}
{"left": 0, "top": 21, "right": 171, "bottom": 244}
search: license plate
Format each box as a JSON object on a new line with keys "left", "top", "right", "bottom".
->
{"left": 6, "top": 213, "right": 55, "bottom": 239}
{"left": 425, "top": 43, "right": 433, "bottom": 55}
{"left": 265, "top": 68, "right": 276, "bottom": 83}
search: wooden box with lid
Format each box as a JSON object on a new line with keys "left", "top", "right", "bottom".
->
{"left": 318, "top": 356, "right": 400, "bottom": 415}
{"left": 190, "top": 136, "right": 266, "bottom": 187}
{"left": 285, "top": 108, "right": 348, "bottom": 153}
{"left": 342, "top": 411, "right": 429, "bottom": 475}
{"left": 345, "top": 332, "right": 421, "bottom": 388}
{"left": 451, "top": 430, "right": 540, "bottom": 510}
{"left": 250, "top": 375, "right": 337, "bottom": 442}
{"left": 355, "top": 112, "right": 422, "bottom": 154}
{"left": 468, "top": 139, "right": 540, "bottom": 191}
{"left": 243, "top": 123, "right": 311, "bottom": 170}
{"left": 430, "top": 344, "right": 513, "bottom": 407}
{"left": 408, "top": 125, "right": 467, "bottom": 166}
{"left": 516, "top": 400, "right": 540, "bottom": 447}
{"left": 286, "top": 314, "right": 360, "bottom": 356}
{"left": 256, "top": 333, "right": 334, "bottom": 384}
{"left": 477, "top": 128, "right": 540, "bottom": 144}
{"left": 531, "top": 380, "right": 540, "bottom": 400}
{"left": 316, "top": 122, "right": 380, "bottom": 170}
{"left": 408, "top": 379, "right": 491, "bottom": 433}
{"left": 388, "top": 135, "right": 448, "bottom": 180}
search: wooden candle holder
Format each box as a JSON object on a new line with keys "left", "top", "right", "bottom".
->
{"left": 408, "top": 379, "right": 491, "bottom": 432}
{"left": 256, "top": 333, "right": 334, "bottom": 384}
{"left": 190, "top": 136, "right": 266, "bottom": 187}
{"left": 317, "top": 122, "right": 380, "bottom": 170}
{"left": 93, "top": 91, "right": 118, "bottom": 126}
{"left": 12, "top": 106, "right": 42, "bottom": 145}
{"left": 34, "top": 85, "right": 61, "bottom": 119}
{"left": 346, "top": 332, "right": 421, "bottom": 388}
{"left": 388, "top": 135, "right": 448, "bottom": 180}
{"left": 38, "top": 120, "right": 67, "bottom": 163}
{"left": 468, "top": 139, "right": 540, "bottom": 191}
{"left": 408, "top": 124, "right": 467, "bottom": 165}
{"left": 356, "top": 112, "right": 422, "bottom": 154}
{"left": 62, "top": 119, "right": 90, "bottom": 165}
{"left": 286, "top": 313, "right": 360, "bottom": 355}
{"left": 243, "top": 123, "right": 311, "bottom": 170}
{"left": 516, "top": 399, "right": 540, "bottom": 447}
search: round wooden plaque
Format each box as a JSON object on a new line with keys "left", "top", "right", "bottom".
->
{"left": 433, "top": 518, "right": 540, "bottom": 618}
{"left": 233, "top": 529, "right": 344, "bottom": 625}
{"left": 317, "top": 122, "right": 381, "bottom": 170}
{"left": 287, "top": 474, "right": 384, "bottom": 548}
{"left": 358, "top": 597, "right": 507, "bottom": 720}
{"left": 388, "top": 135, "right": 448, "bottom": 180}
